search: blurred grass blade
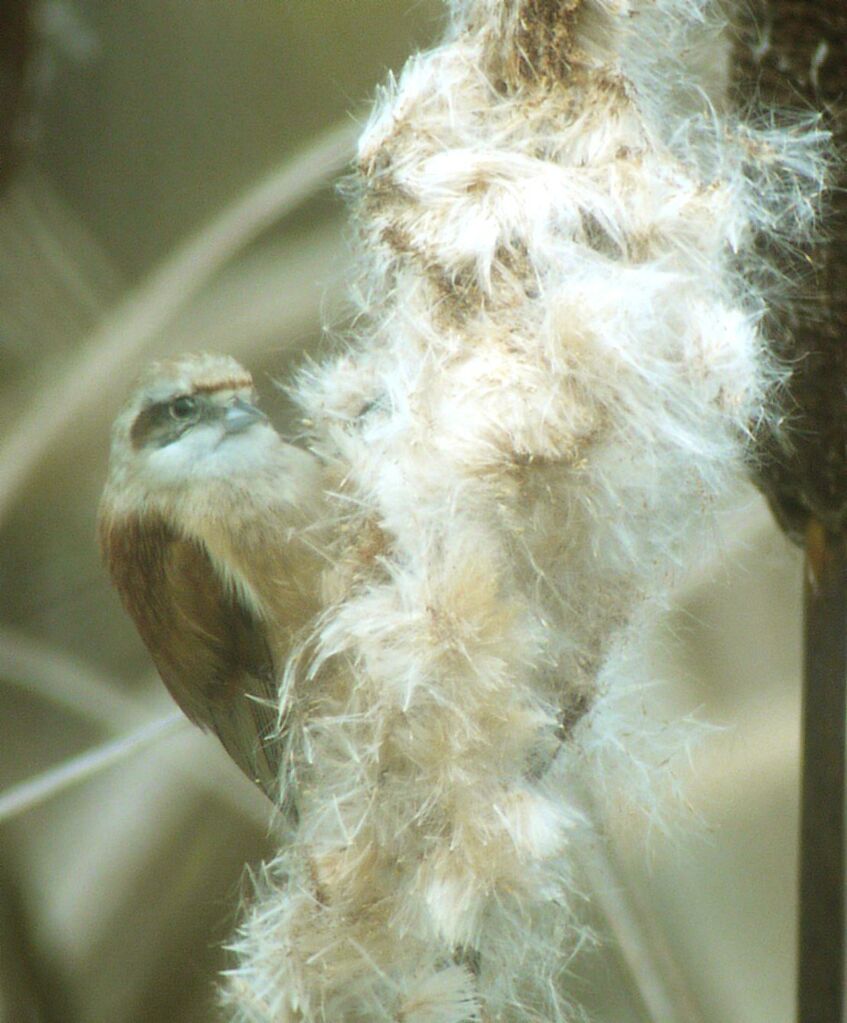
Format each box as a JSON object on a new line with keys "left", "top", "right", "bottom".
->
{"left": 0, "top": 869, "right": 72, "bottom": 1023}
{"left": 574, "top": 788, "right": 707, "bottom": 1023}
{"left": 0, "top": 623, "right": 143, "bottom": 729}
{"left": 0, "top": 713, "right": 185, "bottom": 823}
{"left": 0, "top": 121, "right": 355, "bottom": 524}
{"left": 167, "top": 221, "right": 345, "bottom": 363}
{"left": 0, "top": 625, "right": 273, "bottom": 826}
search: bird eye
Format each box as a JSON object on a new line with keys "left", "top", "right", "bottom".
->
{"left": 169, "top": 396, "right": 197, "bottom": 421}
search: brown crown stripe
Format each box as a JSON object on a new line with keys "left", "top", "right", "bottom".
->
{"left": 191, "top": 377, "right": 253, "bottom": 395}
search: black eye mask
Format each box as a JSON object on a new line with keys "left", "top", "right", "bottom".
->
{"left": 130, "top": 395, "right": 218, "bottom": 450}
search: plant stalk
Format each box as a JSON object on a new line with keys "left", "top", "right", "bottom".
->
{"left": 798, "top": 519, "right": 846, "bottom": 1023}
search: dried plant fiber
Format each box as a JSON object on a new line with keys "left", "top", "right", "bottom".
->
{"left": 222, "top": 1, "right": 825, "bottom": 1020}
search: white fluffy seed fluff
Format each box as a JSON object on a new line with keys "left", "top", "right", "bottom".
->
{"left": 221, "top": 2, "right": 826, "bottom": 1020}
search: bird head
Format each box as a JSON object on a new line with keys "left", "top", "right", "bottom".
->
{"left": 105, "top": 353, "right": 281, "bottom": 501}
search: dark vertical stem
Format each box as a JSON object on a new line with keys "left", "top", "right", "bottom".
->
{"left": 799, "top": 519, "right": 846, "bottom": 1023}
{"left": 0, "top": 0, "right": 32, "bottom": 187}
{"left": 731, "top": 8, "right": 847, "bottom": 1018}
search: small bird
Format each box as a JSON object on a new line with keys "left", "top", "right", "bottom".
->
{"left": 98, "top": 353, "right": 326, "bottom": 803}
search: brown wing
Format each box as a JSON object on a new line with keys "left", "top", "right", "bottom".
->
{"left": 99, "top": 511, "right": 283, "bottom": 801}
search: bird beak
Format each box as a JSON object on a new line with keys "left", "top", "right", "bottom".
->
{"left": 223, "top": 397, "right": 267, "bottom": 435}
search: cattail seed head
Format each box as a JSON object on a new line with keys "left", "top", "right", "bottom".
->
{"left": 222, "top": 3, "right": 826, "bottom": 1020}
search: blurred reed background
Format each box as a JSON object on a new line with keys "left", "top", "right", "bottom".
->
{"left": 0, "top": 3, "right": 805, "bottom": 1021}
